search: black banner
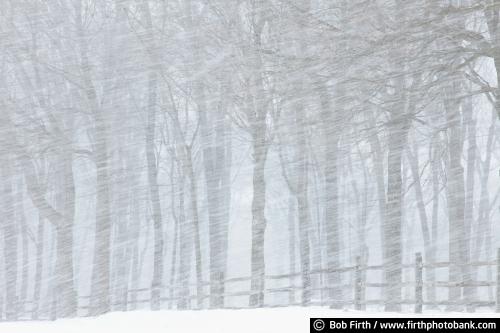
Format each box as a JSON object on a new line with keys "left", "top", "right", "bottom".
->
{"left": 310, "top": 318, "right": 499, "bottom": 333}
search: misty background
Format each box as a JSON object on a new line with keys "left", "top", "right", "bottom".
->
{"left": 0, "top": 0, "right": 499, "bottom": 321}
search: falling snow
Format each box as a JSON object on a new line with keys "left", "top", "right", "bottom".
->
{"left": 0, "top": 0, "right": 499, "bottom": 327}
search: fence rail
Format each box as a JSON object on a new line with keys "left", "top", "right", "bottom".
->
{"left": 6, "top": 249, "right": 500, "bottom": 321}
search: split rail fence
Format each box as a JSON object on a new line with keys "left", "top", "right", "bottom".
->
{"left": 9, "top": 249, "right": 500, "bottom": 320}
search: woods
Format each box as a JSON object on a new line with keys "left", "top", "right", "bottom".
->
{"left": 0, "top": 0, "right": 499, "bottom": 319}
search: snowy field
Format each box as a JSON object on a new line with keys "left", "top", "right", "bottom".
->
{"left": 0, "top": 308, "right": 499, "bottom": 333}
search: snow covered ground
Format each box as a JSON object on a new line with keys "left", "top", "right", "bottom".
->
{"left": 0, "top": 307, "right": 498, "bottom": 333}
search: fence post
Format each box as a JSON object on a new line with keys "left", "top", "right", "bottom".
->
{"left": 415, "top": 252, "right": 423, "bottom": 314}
{"left": 355, "top": 256, "right": 362, "bottom": 311}
{"left": 496, "top": 248, "right": 500, "bottom": 313}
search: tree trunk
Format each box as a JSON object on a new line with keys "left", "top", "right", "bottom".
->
{"left": 471, "top": 109, "right": 497, "bottom": 304}
{"left": 198, "top": 83, "right": 231, "bottom": 309}
{"left": 140, "top": 0, "right": 165, "bottom": 311}
{"left": 249, "top": 125, "right": 268, "bottom": 308}
{"left": 444, "top": 83, "right": 467, "bottom": 311}
{"left": 17, "top": 180, "right": 29, "bottom": 315}
{"left": 55, "top": 153, "right": 77, "bottom": 318}
{"left": 248, "top": 19, "right": 269, "bottom": 308}
{"left": 75, "top": 0, "right": 112, "bottom": 315}
{"left": 383, "top": 117, "right": 409, "bottom": 312}
{"left": 463, "top": 97, "right": 477, "bottom": 311}
{"left": 22, "top": 147, "right": 77, "bottom": 319}
{"left": 287, "top": 194, "right": 297, "bottom": 305}
{"left": 319, "top": 85, "right": 342, "bottom": 308}
{"left": 177, "top": 179, "right": 192, "bottom": 310}
{"left": 429, "top": 133, "right": 441, "bottom": 309}
{"left": 111, "top": 162, "right": 130, "bottom": 312}
{"left": 295, "top": 97, "right": 311, "bottom": 306}
{"left": 32, "top": 216, "right": 45, "bottom": 320}
{"left": 146, "top": 70, "right": 164, "bottom": 311}
{"left": 407, "top": 144, "right": 436, "bottom": 306}
{"left": 186, "top": 151, "right": 203, "bottom": 309}
{"left": 484, "top": 4, "right": 500, "bottom": 120}
{"left": 89, "top": 113, "right": 112, "bottom": 316}
{"left": 1, "top": 155, "right": 18, "bottom": 321}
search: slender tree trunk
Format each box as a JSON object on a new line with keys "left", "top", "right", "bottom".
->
{"left": 89, "top": 112, "right": 112, "bottom": 316}
{"left": 146, "top": 70, "right": 164, "bottom": 311}
{"left": 358, "top": 154, "right": 370, "bottom": 311}
{"left": 463, "top": 97, "right": 477, "bottom": 311}
{"left": 484, "top": 4, "right": 500, "bottom": 120}
{"left": 429, "top": 133, "right": 441, "bottom": 309}
{"left": 287, "top": 195, "right": 296, "bottom": 305}
{"left": 75, "top": 0, "right": 112, "bottom": 314}
{"left": 407, "top": 144, "right": 436, "bottom": 307}
{"left": 249, "top": 125, "right": 268, "bottom": 308}
{"left": 177, "top": 179, "right": 192, "bottom": 310}
{"left": 17, "top": 180, "right": 29, "bottom": 315}
{"left": 296, "top": 180, "right": 311, "bottom": 306}
{"left": 319, "top": 85, "right": 342, "bottom": 308}
{"left": 169, "top": 208, "right": 179, "bottom": 310}
{"left": 55, "top": 224, "right": 77, "bottom": 317}
{"left": 295, "top": 98, "right": 311, "bottom": 306}
{"left": 32, "top": 216, "right": 45, "bottom": 320}
{"left": 248, "top": 20, "right": 269, "bottom": 308}
{"left": 168, "top": 161, "right": 179, "bottom": 310}
{"left": 444, "top": 83, "right": 467, "bottom": 311}
{"left": 384, "top": 116, "right": 409, "bottom": 312}
{"left": 55, "top": 152, "right": 77, "bottom": 318}
{"left": 471, "top": 109, "right": 496, "bottom": 303}
{"left": 112, "top": 163, "right": 130, "bottom": 312}
{"left": 141, "top": 0, "right": 165, "bottom": 311}
{"left": 186, "top": 151, "right": 203, "bottom": 309}
{"left": 1, "top": 154, "right": 18, "bottom": 321}
{"left": 198, "top": 83, "right": 231, "bottom": 309}
{"left": 129, "top": 192, "right": 141, "bottom": 311}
